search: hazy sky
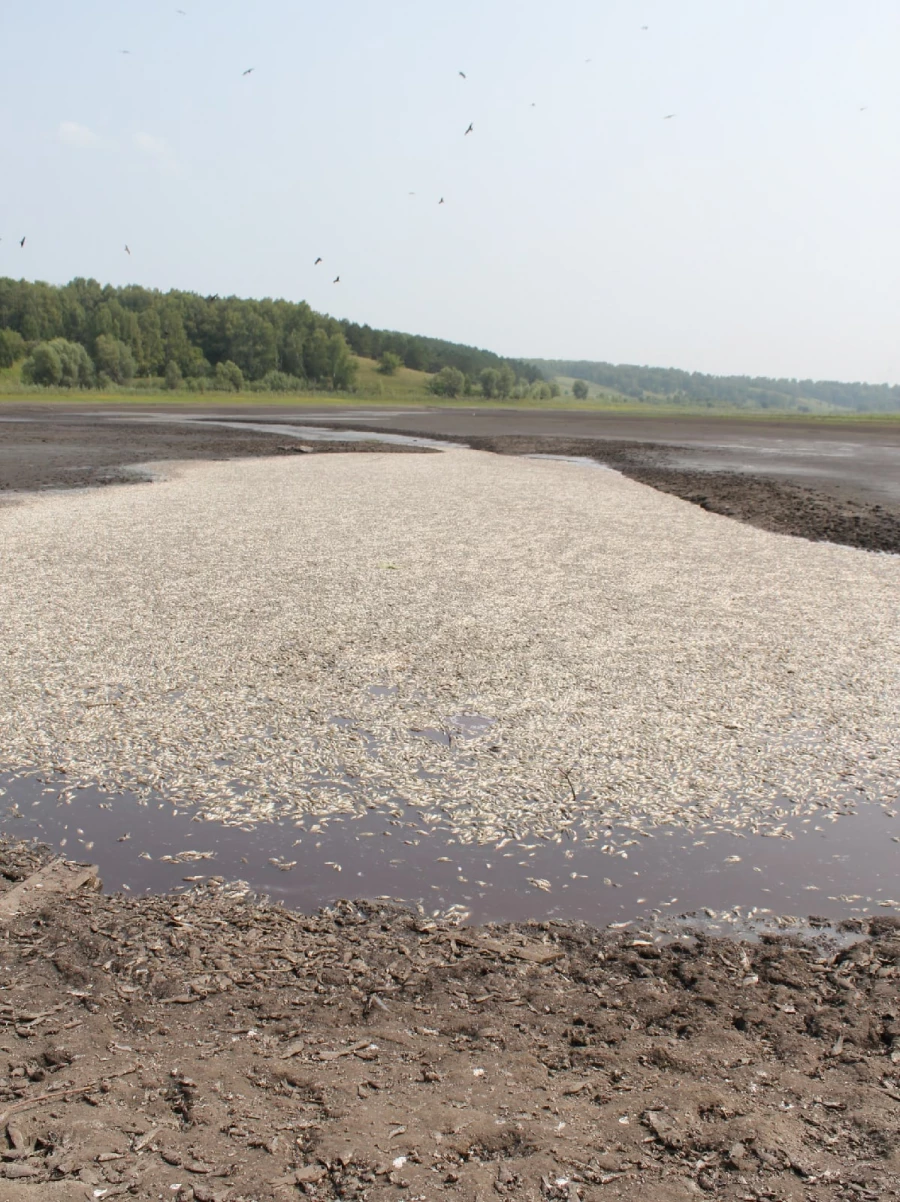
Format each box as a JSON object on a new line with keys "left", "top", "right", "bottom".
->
{"left": 2, "top": 1, "right": 900, "bottom": 382}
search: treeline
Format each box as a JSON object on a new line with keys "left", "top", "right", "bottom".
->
{"left": 341, "top": 320, "right": 540, "bottom": 382}
{"left": 0, "top": 277, "right": 537, "bottom": 392}
{"left": 530, "top": 359, "right": 900, "bottom": 413}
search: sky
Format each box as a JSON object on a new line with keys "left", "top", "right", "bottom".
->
{"left": 2, "top": 0, "right": 900, "bottom": 383}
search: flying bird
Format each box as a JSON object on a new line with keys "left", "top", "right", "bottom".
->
{"left": 19, "top": 237, "right": 25, "bottom": 248}
{"left": 121, "top": 49, "right": 131, "bottom": 55}
{"left": 438, "top": 197, "right": 445, "bottom": 204}
{"left": 125, "top": 245, "right": 131, "bottom": 255}
{"left": 859, "top": 105, "right": 868, "bottom": 111}
{"left": 663, "top": 113, "right": 676, "bottom": 119}
{"left": 641, "top": 25, "right": 649, "bottom": 30}
{"left": 314, "top": 256, "right": 322, "bottom": 265}
{"left": 242, "top": 67, "right": 254, "bottom": 76}
{"left": 459, "top": 71, "right": 466, "bottom": 79}
{"left": 177, "top": 8, "right": 187, "bottom": 13}
{"left": 333, "top": 276, "right": 340, "bottom": 283}
{"left": 464, "top": 123, "right": 473, "bottom": 135}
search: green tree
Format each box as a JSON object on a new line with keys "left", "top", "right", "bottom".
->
{"left": 137, "top": 309, "right": 165, "bottom": 375}
{"left": 54, "top": 339, "right": 95, "bottom": 387}
{"left": 325, "top": 334, "right": 357, "bottom": 390}
{"left": 572, "top": 379, "right": 589, "bottom": 400}
{"left": 165, "top": 360, "right": 184, "bottom": 390}
{"left": 479, "top": 368, "right": 499, "bottom": 398}
{"left": 22, "top": 338, "right": 94, "bottom": 387}
{"left": 280, "top": 330, "right": 306, "bottom": 378}
{"left": 94, "top": 334, "right": 136, "bottom": 385}
{"left": 429, "top": 365, "right": 465, "bottom": 397}
{"left": 378, "top": 351, "right": 403, "bottom": 376}
{"left": 0, "top": 328, "right": 25, "bottom": 368}
{"left": 496, "top": 365, "right": 516, "bottom": 399}
{"left": 22, "top": 342, "right": 63, "bottom": 386}
{"left": 213, "top": 360, "right": 244, "bottom": 391}
{"left": 303, "top": 329, "right": 330, "bottom": 383}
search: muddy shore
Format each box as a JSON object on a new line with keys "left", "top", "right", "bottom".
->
{"left": 1, "top": 405, "right": 898, "bottom": 553}
{"left": 1, "top": 840, "right": 899, "bottom": 1202}
{"left": 0, "top": 408, "right": 897, "bottom": 1200}
{"left": 0, "top": 418, "right": 425, "bottom": 495}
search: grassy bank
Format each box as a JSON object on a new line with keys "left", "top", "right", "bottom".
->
{"left": 3, "top": 356, "right": 900, "bottom": 423}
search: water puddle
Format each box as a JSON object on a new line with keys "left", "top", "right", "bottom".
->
{"left": 186, "top": 420, "right": 458, "bottom": 451}
{"left": 524, "top": 454, "right": 613, "bottom": 470}
{"left": 1, "top": 769, "right": 897, "bottom": 930}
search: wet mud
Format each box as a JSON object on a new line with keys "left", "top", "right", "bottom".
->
{"left": 1, "top": 837, "right": 900, "bottom": 1201}
{"left": 0, "top": 416, "right": 430, "bottom": 496}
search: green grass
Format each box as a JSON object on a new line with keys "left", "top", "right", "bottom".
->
{"left": 2, "top": 354, "right": 899, "bottom": 423}
{"left": 353, "top": 357, "right": 433, "bottom": 398}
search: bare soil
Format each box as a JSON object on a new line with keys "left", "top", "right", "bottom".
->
{"left": 0, "top": 419, "right": 423, "bottom": 495}
{"left": 1, "top": 841, "right": 898, "bottom": 1202}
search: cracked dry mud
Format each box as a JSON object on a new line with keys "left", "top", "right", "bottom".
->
{"left": 0, "top": 843, "right": 898, "bottom": 1202}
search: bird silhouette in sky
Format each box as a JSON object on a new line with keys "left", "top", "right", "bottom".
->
{"left": 177, "top": 8, "right": 187, "bottom": 13}
{"left": 439, "top": 197, "right": 445, "bottom": 205}
{"left": 663, "top": 113, "right": 676, "bottom": 119}
{"left": 242, "top": 67, "right": 254, "bottom": 76}
{"left": 125, "top": 245, "right": 131, "bottom": 255}
{"left": 641, "top": 25, "right": 649, "bottom": 30}
{"left": 121, "top": 50, "right": 131, "bottom": 55}
{"left": 464, "top": 123, "right": 473, "bottom": 135}
{"left": 19, "top": 237, "right": 25, "bottom": 248}
{"left": 859, "top": 105, "right": 868, "bottom": 111}
{"left": 333, "top": 276, "right": 340, "bottom": 284}
{"left": 314, "top": 257, "right": 322, "bottom": 265}
{"left": 459, "top": 71, "right": 466, "bottom": 79}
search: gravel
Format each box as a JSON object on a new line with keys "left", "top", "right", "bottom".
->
{"left": 0, "top": 450, "right": 896, "bottom": 845}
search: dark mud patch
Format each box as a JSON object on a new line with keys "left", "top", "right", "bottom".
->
{"left": 1, "top": 837, "right": 900, "bottom": 1201}
{"left": 0, "top": 419, "right": 430, "bottom": 495}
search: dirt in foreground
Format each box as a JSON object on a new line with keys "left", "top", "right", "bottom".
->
{"left": 1, "top": 842, "right": 898, "bottom": 1202}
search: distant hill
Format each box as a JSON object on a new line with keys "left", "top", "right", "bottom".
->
{"left": 529, "top": 359, "right": 900, "bottom": 414}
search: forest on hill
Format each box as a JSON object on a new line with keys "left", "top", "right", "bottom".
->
{"left": 0, "top": 277, "right": 539, "bottom": 393}
{"left": 530, "top": 359, "right": 900, "bottom": 413}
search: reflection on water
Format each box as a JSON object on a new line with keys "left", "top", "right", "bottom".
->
{"left": 1, "top": 768, "right": 897, "bottom": 929}
{"left": 189, "top": 420, "right": 458, "bottom": 451}
{"left": 524, "top": 454, "right": 613, "bottom": 470}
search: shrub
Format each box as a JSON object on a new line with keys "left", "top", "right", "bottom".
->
{"left": 377, "top": 352, "right": 403, "bottom": 376}
{"left": 165, "top": 360, "right": 184, "bottom": 390}
{"left": 428, "top": 365, "right": 465, "bottom": 397}
{"left": 213, "top": 360, "right": 244, "bottom": 391}
{"left": 22, "top": 338, "right": 94, "bottom": 388}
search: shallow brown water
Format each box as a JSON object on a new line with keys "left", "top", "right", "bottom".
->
{"left": 1, "top": 768, "right": 897, "bottom": 930}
